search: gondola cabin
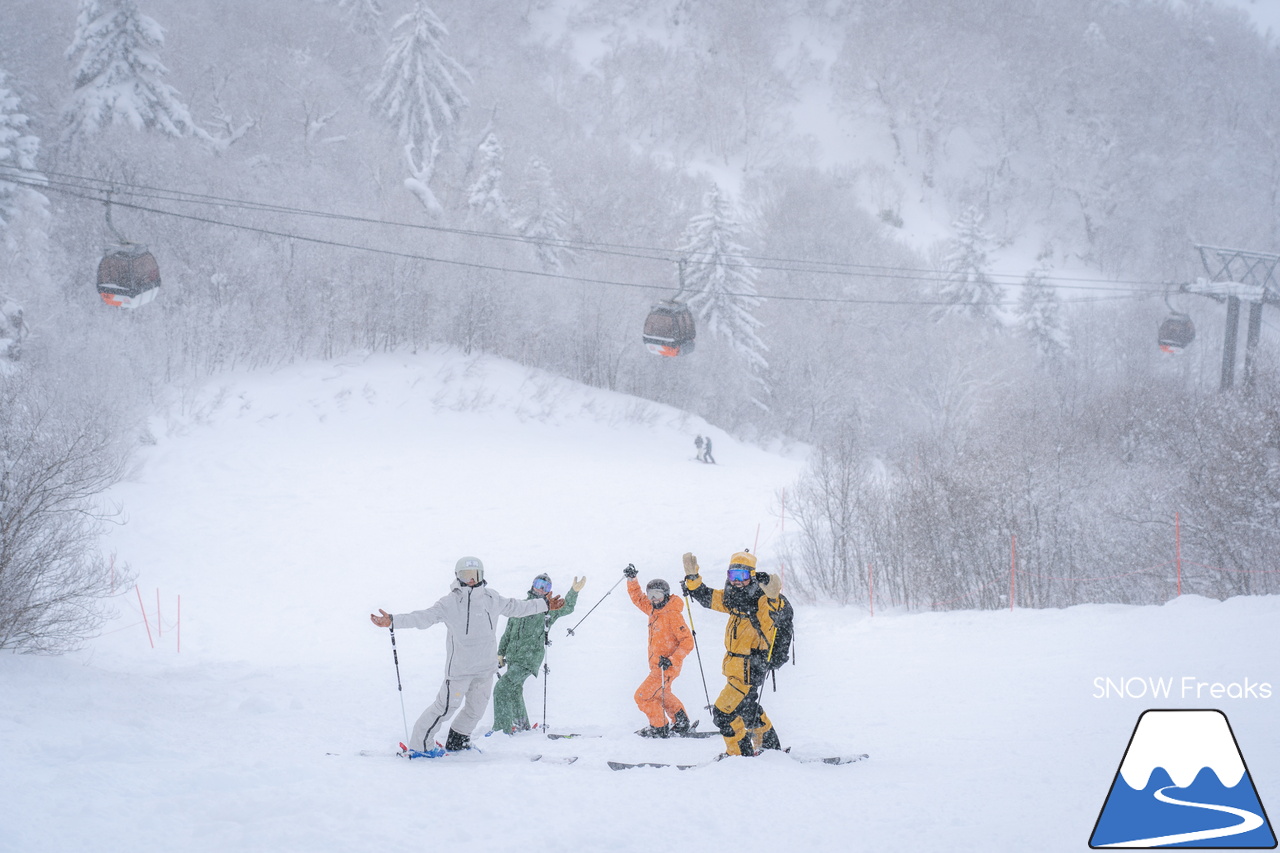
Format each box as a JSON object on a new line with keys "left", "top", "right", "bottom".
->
{"left": 1158, "top": 313, "right": 1195, "bottom": 353}
{"left": 97, "top": 245, "right": 160, "bottom": 309}
{"left": 643, "top": 300, "right": 696, "bottom": 357}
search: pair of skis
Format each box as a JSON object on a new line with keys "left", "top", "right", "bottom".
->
{"left": 340, "top": 745, "right": 865, "bottom": 769}
{"left": 607, "top": 751, "right": 869, "bottom": 771}
{"left": 394, "top": 742, "right": 578, "bottom": 765}
{"left": 338, "top": 730, "right": 868, "bottom": 770}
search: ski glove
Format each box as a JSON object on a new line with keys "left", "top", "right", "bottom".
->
{"left": 761, "top": 572, "right": 783, "bottom": 599}
{"left": 623, "top": 564, "right": 638, "bottom": 579}
{"left": 658, "top": 656, "right": 673, "bottom": 670}
{"left": 497, "top": 654, "right": 506, "bottom": 668}
{"left": 682, "top": 552, "right": 699, "bottom": 577}
{"left": 571, "top": 575, "right": 587, "bottom": 592}
{"left": 547, "top": 594, "right": 566, "bottom": 611}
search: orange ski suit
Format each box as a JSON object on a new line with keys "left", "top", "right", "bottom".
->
{"left": 628, "top": 578, "right": 695, "bottom": 727}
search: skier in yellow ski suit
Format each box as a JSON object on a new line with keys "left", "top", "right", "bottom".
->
{"left": 681, "top": 550, "right": 791, "bottom": 757}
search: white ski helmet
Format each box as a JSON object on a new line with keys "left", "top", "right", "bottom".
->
{"left": 455, "top": 556, "right": 484, "bottom": 585}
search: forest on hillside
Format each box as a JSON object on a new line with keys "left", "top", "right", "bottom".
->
{"left": 2, "top": 0, "right": 1279, "bottom": 648}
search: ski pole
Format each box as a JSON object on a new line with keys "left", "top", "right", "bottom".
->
{"left": 388, "top": 622, "right": 410, "bottom": 744}
{"left": 683, "top": 589, "right": 714, "bottom": 713}
{"left": 564, "top": 571, "right": 626, "bottom": 637}
{"left": 660, "top": 667, "right": 667, "bottom": 730}
{"left": 541, "top": 614, "right": 551, "bottom": 730}
{"left": 542, "top": 660, "right": 550, "bottom": 730}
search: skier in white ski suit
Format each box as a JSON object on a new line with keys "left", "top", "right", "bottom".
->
{"left": 370, "top": 556, "right": 564, "bottom": 754}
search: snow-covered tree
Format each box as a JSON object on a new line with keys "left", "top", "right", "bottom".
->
{"left": 0, "top": 297, "right": 29, "bottom": 365}
{"left": 62, "top": 0, "right": 197, "bottom": 144}
{"left": 0, "top": 70, "right": 45, "bottom": 231}
{"left": 0, "top": 375, "right": 135, "bottom": 652}
{"left": 0, "top": 70, "right": 50, "bottom": 301}
{"left": 513, "top": 155, "right": 575, "bottom": 273}
{"left": 367, "top": 1, "right": 469, "bottom": 168}
{"left": 330, "top": 0, "right": 384, "bottom": 37}
{"left": 465, "top": 131, "right": 510, "bottom": 227}
{"left": 1015, "top": 268, "right": 1067, "bottom": 359}
{"left": 933, "top": 206, "right": 1003, "bottom": 324}
{"left": 403, "top": 141, "right": 443, "bottom": 216}
{"left": 677, "top": 184, "right": 767, "bottom": 372}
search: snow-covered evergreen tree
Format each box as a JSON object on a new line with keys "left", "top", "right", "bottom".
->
{"left": 0, "top": 70, "right": 45, "bottom": 231}
{"left": 333, "top": 0, "right": 383, "bottom": 37}
{"left": 0, "top": 297, "right": 29, "bottom": 365}
{"left": 0, "top": 69, "right": 50, "bottom": 305}
{"left": 1015, "top": 268, "right": 1067, "bottom": 358}
{"left": 367, "top": 1, "right": 470, "bottom": 166}
{"left": 677, "top": 184, "right": 767, "bottom": 372}
{"left": 513, "top": 155, "right": 575, "bottom": 273}
{"left": 933, "top": 206, "right": 1003, "bottom": 324}
{"left": 62, "top": 0, "right": 197, "bottom": 143}
{"left": 465, "top": 131, "right": 510, "bottom": 227}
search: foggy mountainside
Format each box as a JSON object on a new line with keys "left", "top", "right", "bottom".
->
{"left": 2, "top": 0, "right": 1280, "bottom": 644}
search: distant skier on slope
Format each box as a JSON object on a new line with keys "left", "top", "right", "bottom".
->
{"left": 492, "top": 572, "right": 584, "bottom": 734}
{"left": 625, "top": 565, "right": 695, "bottom": 737}
{"left": 369, "top": 557, "right": 565, "bottom": 756}
{"left": 682, "top": 549, "right": 792, "bottom": 756}
{"left": 702, "top": 436, "right": 715, "bottom": 464}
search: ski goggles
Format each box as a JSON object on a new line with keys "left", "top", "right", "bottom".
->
{"left": 726, "top": 567, "right": 754, "bottom": 584}
{"left": 532, "top": 577, "right": 553, "bottom": 594}
{"left": 457, "top": 569, "right": 482, "bottom": 585}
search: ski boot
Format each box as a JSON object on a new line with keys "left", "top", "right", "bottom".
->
{"left": 444, "top": 729, "right": 472, "bottom": 752}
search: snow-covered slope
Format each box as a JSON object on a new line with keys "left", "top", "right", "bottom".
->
{"left": 2, "top": 347, "right": 1277, "bottom": 853}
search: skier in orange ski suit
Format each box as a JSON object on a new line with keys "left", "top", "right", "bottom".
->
{"left": 625, "top": 565, "right": 696, "bottom": 737}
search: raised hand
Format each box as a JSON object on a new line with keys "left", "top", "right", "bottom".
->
{"left": 682, "top": 552, "right": 699, "bottom": 576}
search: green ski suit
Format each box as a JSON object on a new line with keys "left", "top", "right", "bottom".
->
{"left": 492, "top": 587, "right": 578, "bottom": 733}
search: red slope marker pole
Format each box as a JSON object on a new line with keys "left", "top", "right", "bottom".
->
{"left": 869, "top": 563, "right": 875, "bottom": 618}
{"left": 1176, "top": 512, "right": 1182, "bottom": 597}
{"left": 1009, "top": 535, "right": 1017, "bottom": 613}
{"left": 136, "top": 584, "right": 154, "bottom": 649}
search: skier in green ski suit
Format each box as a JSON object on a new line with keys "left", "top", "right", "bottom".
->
{"left": 492, "top": 573, "right": 585, "bottom": 733}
